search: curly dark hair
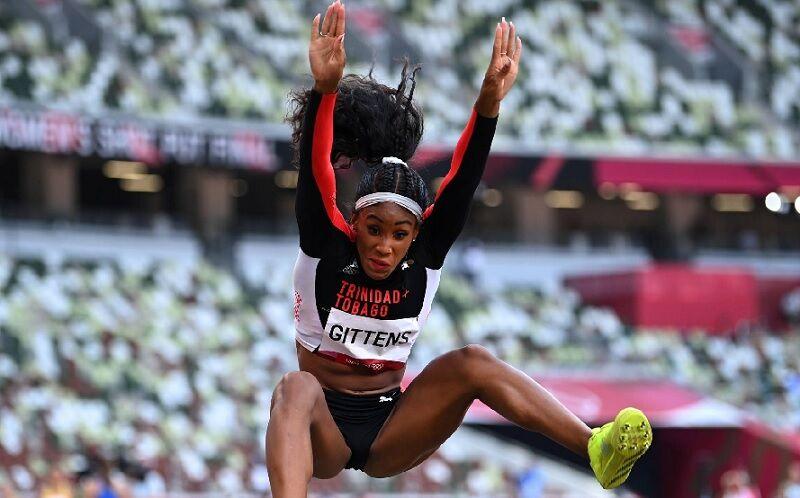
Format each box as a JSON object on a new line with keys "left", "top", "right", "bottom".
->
{"left": 287, "top": 60, "right": 424, "bottom": 169}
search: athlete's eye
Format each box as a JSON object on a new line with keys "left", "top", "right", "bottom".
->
{"left": 367, "top": 225, "right": 380, "bottom": 236}
{"left": 394, "top": 231, "right": 408, "bottom": 240}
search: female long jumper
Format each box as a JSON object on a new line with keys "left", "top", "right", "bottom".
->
{"left": 267, "top": 2, "right": 652, "bottom": 496}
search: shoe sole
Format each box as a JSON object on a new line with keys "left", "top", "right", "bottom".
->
{"left": 601, "top": 407, "right": 652, "bottom": 489}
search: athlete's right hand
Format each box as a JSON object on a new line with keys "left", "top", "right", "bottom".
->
{"left": 310, "top": 0, "right": 346, "bottom": 94}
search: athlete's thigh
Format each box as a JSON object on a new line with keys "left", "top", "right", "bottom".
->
{"left": 364, "top": 348, "right": 476, "bottom": 477}
{"left": 270, "top": 371, "right": 351, "bottom": 478}
{"left": 308, "top": 394, "right": 352, "bottom": 478}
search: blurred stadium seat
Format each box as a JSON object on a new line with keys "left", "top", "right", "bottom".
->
{"left": 1, "top": 0, "right": 799, "bottom": 156}
{"left": 0, "top": 252, "right": 798, "bottom": 494}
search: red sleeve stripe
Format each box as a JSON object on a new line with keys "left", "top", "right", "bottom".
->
{"left": 422, "top": 109, "right": 478, "bottom": 220}
{"left": 312, "top": 93, "right": 355, "bottom": 240}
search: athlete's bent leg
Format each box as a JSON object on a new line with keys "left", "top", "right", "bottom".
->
{"left": 266, "top": 371, "right": 351, "bottom": 498}
{"left": 364, "top": 344, "right": 592, "bottom": 477}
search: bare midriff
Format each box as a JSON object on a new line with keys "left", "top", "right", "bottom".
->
{"left": 296, "top": 341, "right": 405, "bottom": 395}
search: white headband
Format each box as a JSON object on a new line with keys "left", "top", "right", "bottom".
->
{"left": 382, "top": 156, "right": 406, "bottom": 166}
{"left": 355, "top": 192, "right": 423, "bottom": 221}
{"left": 354, "top": 158, "right": 422, "bottom": 220}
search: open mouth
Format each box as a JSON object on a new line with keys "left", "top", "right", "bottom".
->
{"left": 368, "top": 258, "right": 391, "bottom": 272}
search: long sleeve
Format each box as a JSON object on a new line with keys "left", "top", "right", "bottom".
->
{"left": 295, "top": 90, "right": 354, "bottom": 257}
{"left": 417, "top": 109, "right": 498, "bottom": 268}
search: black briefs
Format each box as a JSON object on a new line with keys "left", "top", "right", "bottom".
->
{"left": 323, "top": 387, "right": 402, "bottom": 471}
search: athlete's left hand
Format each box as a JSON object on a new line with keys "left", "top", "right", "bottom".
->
{"left": 475, "top": 17, "right": 522, "bottom": 118}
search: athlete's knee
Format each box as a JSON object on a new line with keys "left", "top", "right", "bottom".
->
{"left": 270, "top": 371, "right": 323, "bottom": 415}
{"left": 458, "top": 343, "right": 496, "bottom": 365}
{"left": 433, "top": 344, "right": 497, "bottom": 385}
{"left": 453, "top": 344, "right": 497, "bottom": 382}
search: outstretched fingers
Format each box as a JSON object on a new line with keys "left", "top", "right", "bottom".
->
{"left": 491, "top": 17, "right": 519, "bottom": 71}
{"left": 512, "top": 36, "right": 522, "bottom": 64}
{"left": 500, "top": 17, "right": 510, "bottom": 58}
{"left": 491, "top": 21, "right": 503, "bottom": 65}
{"left": 499, "top": 18, "right": 516, "bottom": 74}
{"left": 308, "top": 0, "right": 346, "bottom": 90}
{"left": 311, "top": 13, "right": 321, "bottom": 41}
{"left": 313, "top": 2, "right": 345, "bottom": 43}
{"left": 321, "top": 1, "right": 335, "bottom": 35}
{"left": 334, "top": 1, "right": 346, "bottom": 38}
{"left": 479, "top": 15, "right": 522, "bottom": 108}
{"left": 506, "top": 21, "right": 516, "bottom": 59}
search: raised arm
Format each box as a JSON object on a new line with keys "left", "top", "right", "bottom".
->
{"left": 420, "top": 18, "right": 522, "bottom": 267}
{"left": 296, "top": 0, "right": 353, "bottom": 256}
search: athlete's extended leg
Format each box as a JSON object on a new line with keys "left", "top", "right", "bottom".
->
{"left": 266, "top": 371, "right": 351, "bottom": 498}
{"left": 364, "top": 344, "right": 592, "bottom": 477}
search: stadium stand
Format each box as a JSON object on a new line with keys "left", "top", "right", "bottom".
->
{"left": 0, "top": 11, "right": 111, "bottom": 112}
{"left": 0, "top": 254, "right": 609, "bottom": 496}
{"left": 1, "top": 0, "right": 799, "bottom": 157}
{"left": 436, "top": 273, "right": 800, "bottom": 433}
{"left": 666, "top": 0, "right": 800, "bottom": 127}
{"left": 0, "top": 252, "right": 798, "bottom": 494}
{"left": 72, "top": 0, "right": 287, "bottom": 120}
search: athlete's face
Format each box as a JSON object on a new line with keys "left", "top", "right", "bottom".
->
{"left": 352, "top": 202, "right": 420, "bottom": 280}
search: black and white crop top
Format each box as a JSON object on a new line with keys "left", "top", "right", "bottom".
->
{"left": 293, "top": 89, "right": 497, "bottom": 374}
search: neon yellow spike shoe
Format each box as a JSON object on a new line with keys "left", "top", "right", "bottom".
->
{"left": 588, "top": 407, "right": 652, "bottom": 489}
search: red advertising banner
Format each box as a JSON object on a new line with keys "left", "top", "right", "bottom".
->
{"left": 565, "top": 265, "right": 760, "bottom": 333}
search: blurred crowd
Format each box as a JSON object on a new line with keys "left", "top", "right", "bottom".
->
{"left": 0, "top": 6, "right": 126, "bottom": 114}
{"left": 0, "top": 0, "right": 799, "bottom": 157}
{"left": 0, "top": 254, "right": 600, "bottom": 497}
{"left": 74, "top": 0, "right": 287, "bottom": 120}
{"left": 661, "top": 0, "right": 800, "bottom": 128}
{"left": 436, "top": 274, "right": 800, "bottom": 433}
{"left": 381, "top": 0, "right": 799, "bottom": 158}
{"left": 0, "top": 255, "right": 283, "bottom": 495}
{"left": 0, "top": 252, "right": 799, "bottom": 496}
